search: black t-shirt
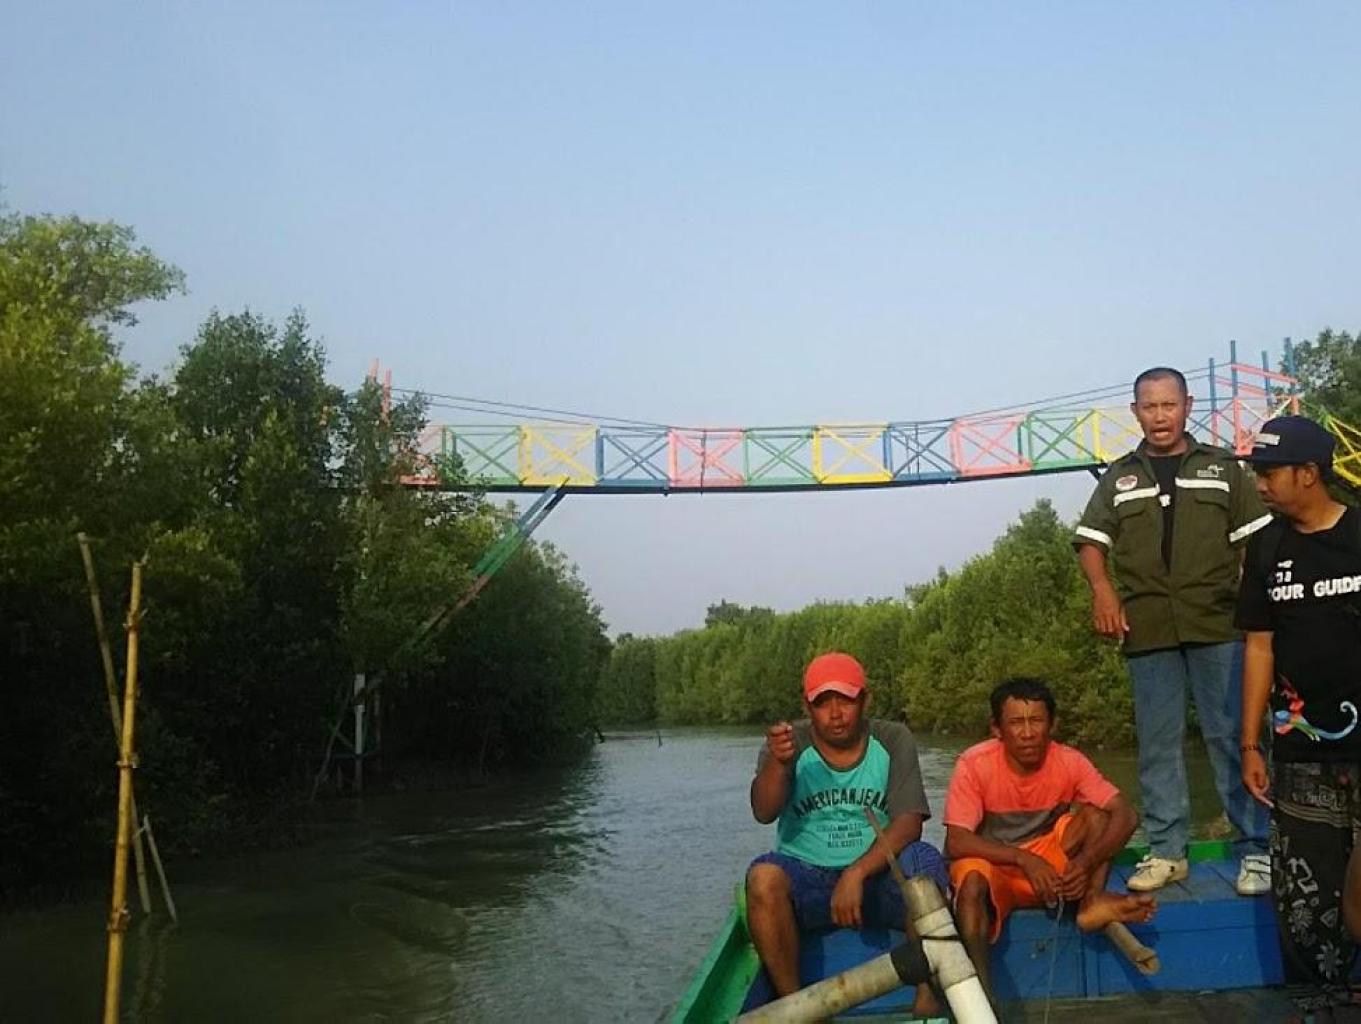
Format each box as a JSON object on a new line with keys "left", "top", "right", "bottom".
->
{"left": 1148, "top": 455, "right": 1180, "bottom": 568}
{"left": 1235, "top": 507, "right": 1361, "bottom": 762}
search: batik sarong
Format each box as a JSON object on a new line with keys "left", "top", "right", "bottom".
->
{"left": 1271, "top": 760, "right": 1361, "bottom": 1010}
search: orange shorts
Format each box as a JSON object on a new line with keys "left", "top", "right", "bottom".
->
{"left": 949, "top": 812, "right": 1075, "bottom": 942}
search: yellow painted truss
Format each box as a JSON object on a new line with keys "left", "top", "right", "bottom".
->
{"left": 1090, "top": 408, "right": 1144, "bottom": 463}
{"left": 811, "top": 424, "right": 891, "bottom": 484}
{"left": 1326, "top": 415, "right": 1361, "bottom": 487}
{"left": 518, "top": 424, "right": 598, "bottom": 486}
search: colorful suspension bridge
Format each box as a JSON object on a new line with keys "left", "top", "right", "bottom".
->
{"left": 395, "top": 342, "right": 1361, "bottom": 495}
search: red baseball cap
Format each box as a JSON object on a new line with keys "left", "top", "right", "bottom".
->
{"left": 803, "top": 652, "right": 866, "bottom": 701}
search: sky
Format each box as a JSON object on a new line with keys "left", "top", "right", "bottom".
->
{"left": 4, "top": 3, "right": 1359, "bottom": 635}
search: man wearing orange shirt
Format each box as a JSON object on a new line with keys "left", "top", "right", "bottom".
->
{"left": 945, "top": 677, "right": 1157, "bottom": 996}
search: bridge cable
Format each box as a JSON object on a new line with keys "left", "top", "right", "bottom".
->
{"left": 393, "top": 386, "right": 674, "bottom": 430}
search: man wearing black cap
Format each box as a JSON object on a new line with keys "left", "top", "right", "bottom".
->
{"left": 1236, "top": 414, "right": 1361, "bottom": 1010}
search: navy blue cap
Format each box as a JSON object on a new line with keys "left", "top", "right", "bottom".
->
{"left": 1249, "top": 415, "right": 1335, "bottom": 471}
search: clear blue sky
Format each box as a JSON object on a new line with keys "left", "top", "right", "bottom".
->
{"left": 5, "top": 4, "right": 1359, "bottom": 634}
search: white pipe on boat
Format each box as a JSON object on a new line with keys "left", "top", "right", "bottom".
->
{"left": 735, "top": 876, "right": 996, "bottom": 1024}
{"left": 906, "top": 875, "right": 996, "bottom": 1023}
{"left": 733, "top": 944, "right": 927, "bottom": 1023}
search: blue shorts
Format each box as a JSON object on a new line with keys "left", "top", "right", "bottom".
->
{"left": 748, "top": 841, "right": 948, "bottom": 931}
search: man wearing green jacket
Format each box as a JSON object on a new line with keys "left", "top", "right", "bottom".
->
{"left": 1074, "top": 366, "right": 1272, "bottom": 894}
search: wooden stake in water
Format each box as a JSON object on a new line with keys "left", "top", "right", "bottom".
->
{"left": 103, "top": 562, "right": 145, "bottom": 1024}
{"left": 142, "top": 816, "right": 178, "bottom": 925}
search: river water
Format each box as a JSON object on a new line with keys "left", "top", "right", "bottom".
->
{"left": 0, "top": 728, "right": 1222, "bottom": 1023}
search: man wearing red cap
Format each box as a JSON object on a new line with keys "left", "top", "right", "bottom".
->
{"left": 745, "top": 652, "right": 945, "bottom": 1011}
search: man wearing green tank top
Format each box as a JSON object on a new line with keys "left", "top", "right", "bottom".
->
{"left": 745, "top": 652, "right": 947, "bottom": 1014}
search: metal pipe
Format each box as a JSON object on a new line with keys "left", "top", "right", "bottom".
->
{"left": 1208, "top": 358, "right": 1219, "bottom": 446}
{"left": 1230, "top": 340, "right": 1242, "bottom": 447}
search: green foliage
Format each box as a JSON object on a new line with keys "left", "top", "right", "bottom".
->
{"left": 1281, "top": 328, "right": 1361, "bottom": 505}
{"left": 0, "top": 213, "right": 183, "bottom": 526}
{"left": 704, "top": 600, "right": 774, "bottom": 628}
{"left": 597, "top": 635, "right": 659, "bottom": 725}
{"left": 335, "top": 380, "right": 473, "bottom": 679}
{"left": 896, "top": 501, "right": 1131, "bottom": 746}
{"left": 1290, "top": 329, "right": 1361, "bottom": 424}
{"left": 597, "top": 500, "right": 1132, "bottom": 747}
{"left": 0, "top": 210, "right": 608, "bottom": 897}
{"left": 389, "top": 539, "right": 608, "bottom": 770}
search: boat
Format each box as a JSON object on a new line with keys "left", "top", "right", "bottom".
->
{"left": 671, "top": 840, "right": 1290, "bottom": 1022}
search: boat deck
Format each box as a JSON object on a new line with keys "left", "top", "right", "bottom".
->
{"left": 826, "top": 989, "right": 1354, "bottom": 1023}
{"left": 740, "top": 859, "right": 1283, "bottom": 1016}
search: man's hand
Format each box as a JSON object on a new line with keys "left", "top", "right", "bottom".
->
{"left": 831, "top": 866, "right": 865, "bottom": 928}
{"left": 1017, "top": 850, "right": 1062, "bottom": 907}
{"left": 1091, "top": 585, "right": 1129, "bottom": 640}
{"left": 766, "top": 721, "right": 796, "bottom": 765}
{"left": 1242, "top": 748, "right": 1273, "bottom": 808}
{"left": 1058, "top": 855, "right": 1092, "bottom": 901}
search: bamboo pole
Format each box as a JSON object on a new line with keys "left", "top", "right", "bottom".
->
{"left": 103, "top": 562, "right": 145, "bottom": 1024}
{"left": 142, "top": 816, "right": 178, "bottom": 924}
{"left": 78, "top": 534, "right": 123, "bottom": 736}
{"left": 1103, "top": 921, "right": 1159, "bottom": 975}
{"left": 79, "top": 534, "right": 154, "bottom": 916}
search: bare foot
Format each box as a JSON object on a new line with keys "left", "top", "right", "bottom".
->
{"left": 912, "top": 983, "right": 941, "bottom": 1019}
{"left": 1076, "top": 891, "right": 1157, "bottom": 932}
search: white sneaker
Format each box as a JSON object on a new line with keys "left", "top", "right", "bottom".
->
{"left": 1127, "top": 855, "right": 1189, "bottom": 892}
{"left": 1236, "top": 853, "right": 1271, "bottom": 896}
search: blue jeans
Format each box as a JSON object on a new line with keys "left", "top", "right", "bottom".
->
{"left": 1126, "top": 640, "right": 1268, "bottom": 860}
{"left": 749, "top": 842, "right": 948, "bottom": 931}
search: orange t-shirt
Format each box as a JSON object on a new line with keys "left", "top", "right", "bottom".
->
{"left": 944, "top": 738, "right": 1119, "bottom": 845}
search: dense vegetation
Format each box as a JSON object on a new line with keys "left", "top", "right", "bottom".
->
{"left": 598, "top": 501, "right": 1133, "bottom": 746}
{"left": 598, "top": 330, "right": 1361, "bottom": 744}
{"left": 0, "top": 211, "right": 607, "bottom": 896}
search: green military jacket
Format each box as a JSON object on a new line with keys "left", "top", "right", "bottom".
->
{"left": 1074, "top": 437, "right": 1273, "bottom": 655}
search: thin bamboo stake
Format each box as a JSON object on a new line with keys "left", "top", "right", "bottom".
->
{"left": 103, "top": 561, "right": 145, "bottom": 1024}
{"left": 79, "top": 534, "right": 154, "bottom": 916}
{"left": 129, "top": 795, "right": 153, "bottom": 916}
{"left": 78, "top": 534, "right": 123, "bottom": 734}
{"left": 142, "top": 816, "right": 178, "bottom": 924}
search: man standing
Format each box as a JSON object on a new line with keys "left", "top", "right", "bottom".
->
{"left": 1236, "top": 415, "right": 1361, "bottom": 1010}
{"left": 746, "top": 652, "right": 946, "bottom": 1015}
{"left": 947, "top": 677, "right": 1156, "bottom": 998}
{"left": 1074, "top": 366, "right": 1272, "bottom": 894}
